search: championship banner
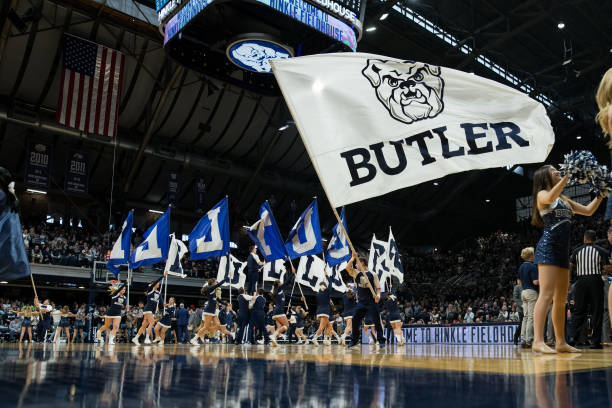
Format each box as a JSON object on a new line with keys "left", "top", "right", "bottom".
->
{"left": 375, "top": 324, "right": 519, "bottom": 345}
{"left": 271, "top": 53, "right": 555, "bottom": 207}
{"left": 64, "top": 150, "right": 89, "bottom": 194}
{"left": 194, "top": 177, "right": 206, "bottom": 213}
{"left": 24, "top": 141, "right": 52, "bottom": 189}
{"left": 168, "top": 171, "right": 179, "bottom": 206}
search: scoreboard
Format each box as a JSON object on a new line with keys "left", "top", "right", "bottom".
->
{"left": 304, "top": 0, "right": 367, "bottom": 32}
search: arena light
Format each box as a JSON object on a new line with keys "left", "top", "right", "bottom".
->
{"left": 0, "top": 281, "right": 8, "bottom": 284}
{"left": 380, "top": 13, "right": 389, "bottom": 21}
{"left": 557, "top": 21, "right": 565, "bottom": 29}
{"left": 26, "top": 189, "right": 47, "bottom": 195}
{"left": 366, "top": 26, "right": 376, "bottom": 32}
{"left": 433, "top": 182, "right": 439, "bottom": 186}
{"left": 576, "top": 135, "right": 582, "bottom": 140}
{"left": 78, "top": 286, "right": 85, "bottom": 289}
{"left": 485, "top": 199, "right": 491, "bottom": 203}
{"left": 278, "top": 124, "right": 289, "bottom": 131}
{"left": 149, "top": 209, "right": 164, "bottom": 214}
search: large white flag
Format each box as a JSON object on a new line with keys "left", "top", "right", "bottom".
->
{"left": 368, "top": 234, "right": 390, "bottom": 292}
{"left": 217, "top": 255, "right": 247, "bottom": 289}
{"left": 296, "top": 255, "right": 326, "bottom": 291}
{"left": 263, "top": 260, "right": 287, "bottom": 283}
{"left": 271, "top": 53, "right": 554, "bottom": 207}
{"left": 164, "top": 234, "right": 188, "bottom": 278}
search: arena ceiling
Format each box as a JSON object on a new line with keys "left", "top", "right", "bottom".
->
{"left": 0, "top": 0, "right": 610, "bottom": 249}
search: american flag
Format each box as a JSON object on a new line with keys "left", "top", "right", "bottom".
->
{"left": 56, "top": 35, "right": 125, "bottom": 137}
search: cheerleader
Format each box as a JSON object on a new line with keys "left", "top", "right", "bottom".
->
{"left": 73, "top": 304, "right": 86, "bottom": 343}
{"left": 55, "top": 306, "right": 76, "bottom": 344}
{"left": 339, "top": 290, "right": 356, "bottom": 345}
{"left": 249, "top": 289, "right": 270, "bottom": 345}
{"left": 153, "top": 297, "right": 175, "bottom": 344}
{"left": 265, "top": 303, "right": 276, "bottom": 335}
{"left": 294, "top": 306, "right": 308, "bottom": 344}
{"left": 132, "top": 271, "right": 167, "bottom": 345}
{"left": 312, "top": 279, "right": 340, "bottom": 346}
{"left": 364, "top": 315, "right": 377, "bottom": 344}
{"left": 235, "top": 288, "right": 252, "bottom": 344}
{"left": 98, "top": 280, "right": 128, "bottom": 345}
{"left": 270, "top": 270, "right": 300, "bottom": 347}
{"left": 383, "top": 294, "right": 405, "bottom": 345}
{"left": 14, "top": 307, "right": 38, "bottom": 343}
{"left": 191, "top": 277, "right": 228, "bottom": 344}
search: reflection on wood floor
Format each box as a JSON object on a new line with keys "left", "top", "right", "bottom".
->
{"left": 0, "top": 343, "right": 611, "bottom": 407}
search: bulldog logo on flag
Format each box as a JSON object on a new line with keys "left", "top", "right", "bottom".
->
{"left": 362, "top": 59, "right": 444, "bottom": 125}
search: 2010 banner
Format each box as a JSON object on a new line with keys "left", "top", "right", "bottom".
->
{"left": 168, "top": 171, "right": 179, "bottom": 206}
{"left": 24, "top": 141, "right": 53, "bottom": 189}
{"left": 194, "top": 177, "right": 206, "bottom": 213}
{"left": 65, "top": 150, "right": 89, "bottom": 194}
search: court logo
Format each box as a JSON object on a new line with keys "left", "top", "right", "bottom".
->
{"left": 362, "top": 59, "right": 445, "bottom": 124}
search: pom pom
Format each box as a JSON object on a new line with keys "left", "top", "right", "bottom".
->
{"left": 560, "top": 150, "right": 612, "bottom": 197}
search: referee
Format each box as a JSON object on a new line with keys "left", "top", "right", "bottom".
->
{"left": 569, "top": 230, "right": 606, "bottom": 349}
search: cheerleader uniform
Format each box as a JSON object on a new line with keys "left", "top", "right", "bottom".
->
{"left": 296, "top": 311, "right": 305, "bottom": 330}
{"left": 143, "top": 276, "right": 165, "bottom": 315}
{"left": 316, "top": 284, "right": 332, "bottom": 319}
{"left": 202, "top": 280, "right": 226, "bottom": 316}
{"left": 342, "top": 293, "right": 356, "bottom": 320}
{"left": 59, "top": 314, "right": 71, "bottom": 327}
{"left": 107, "top": 283, "right": 126, "bottom": 319}
{"left": 534, "top": 198, "right": 573, "bottom": 269}
{"left": 22, "top": 316, "right": 32, "bottom": 327}
{"left": 383, "top": 295, "right": 402, "bottom": 324}
{"left": 157, "top": 305, "right": 175, "bottom": 329}
{"left": 272, "top": 274, "right": 298, "bottom": 319}
{"left": 364, "top": 315, "right": 374, "bottom": 328}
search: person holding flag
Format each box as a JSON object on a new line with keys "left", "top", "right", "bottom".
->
{"left": 132, "top": 271, "right": 167, "bottom": 345}
{"left": 345, "top": 253, "right": 386, "bottom": 347}
{"left": 246, "top": 246, "right": 264, "bottom": 294}
{"left": 96, "top": 280, "right": 128, "bottom": 345}
{"left": 191, "top": 277, "right": 230, "bottom": 345}
{"left": 153, "top": 297, "right": 176, "bottom": 345}
{"left": 269, "top": 271, "right": 302, "bottom": 346}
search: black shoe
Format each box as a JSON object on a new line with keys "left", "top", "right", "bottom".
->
{"left": 589, "top": 343, "right": 603, "bottom": 349}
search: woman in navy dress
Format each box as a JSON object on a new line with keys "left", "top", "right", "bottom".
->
{"left": 312, "top": 278, "right": 340, "bottom": 346}
{"left": 269, "top": 270, "right": 301, "bottom": 346}
{"left": 363, "top": 314, "right": 377, "bottom": 344}
{"left": 339, "top": 290, "right": 356, "bottom": 345}
{"left": 98, "top": 281, "right": 128, "bottom": 345}
{"left": 294, "top": 305, "right": 308, "bottom": 344}
{"left": 133, "top": 271, "right": 167, "bottom": 345}
{"left": 14, "top": 307, "right": 38, "bottom": 343}
{"left": 191, "top": 277, "right": 228, "bottom": 344}
{"left": 55, "top": 306, "right": 76, "bottom": 344}
{"left": 531, "top": 165, "right": 602, "bottom": 354}
{"left": 383, "top": 294, "right": 404, "bottom": 345}
{"left": 153, "top": 297, "right": 175, "bottom": 344}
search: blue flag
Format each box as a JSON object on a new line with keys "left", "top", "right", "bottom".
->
{"left": 246, "top": 201, "right": 286, "bottom": 262}
{"left": 0, "top": 191, "right": 31, "bottom": 281}
{"left": 325, "top": 207, "right": 351, "bottom": 267}
{"left": 130, "top": 207, "right": 171, "bottom": 269}
{"left": 107, "top": 210, "right": 133, "bottom": 275}
{"left": 285, "top": 199, "right": 323, "bottom": 260}
{"left": 189, "top": 197, "right": 230, "bottom": 260}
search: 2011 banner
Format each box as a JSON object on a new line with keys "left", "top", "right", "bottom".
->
{"left": 168, "top": 171, "right": 179, "bottom": 206}
{"left": 65, "top": 150, "right": 89, "bottom": 194}
{"left": 194, "top": 177, "right": 206, "bottom": 213}
{"left": 24, "top": 141, "right": 53, "bottom": 189}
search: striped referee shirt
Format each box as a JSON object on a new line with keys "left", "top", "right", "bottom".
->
{"left": 570, "top": 243, "right": 608, "bottom": 277}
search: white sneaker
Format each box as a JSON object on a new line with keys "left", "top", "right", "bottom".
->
{"left": 340, "top": 334, "right": 346, "bottom": 345}
{"left": 297, "top": 339, "right": 303, "bottom": 345}
{"left": 190, "top": 337, "right": 199, "bottom": 345}
{"left": 144, "top": 337, "right": 151, "bottom": 344}
{"left": 159, "top": 340, "right": 164, "bottom": 345}
{"left": 270, "top": 333, "right": 278, "bottom": 346}
{"left": 152, "top": 338, "right": 160, "bottom": 344}
{"left": 132, "top": 337, "right": 140, "bottom": 346}
{"left": 324, "top": 339, "right": 331, "bottom": 346}
{"left": 311, "top": 337, "right": 318, "bottom": 346}
{"left": 109, "top": 335, "right": 115, "bottom": 345}
{"left": 257, "top": 339, "right": 264, "bottom": 345}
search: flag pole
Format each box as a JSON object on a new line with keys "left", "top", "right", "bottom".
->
{"left": 288, "top": 258, "right": 308, "bottom": 311}
{"left": 127, "top": 267, "right": 131, "bottom": 307}
{"left": 30, "top": 274, "right": 38, "bottom": 300}
{"left": 270, "top": 65, "right": 377, "bottom": 298}
{"left": 228, "top": 253, "right": 232, "bottom": 305}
